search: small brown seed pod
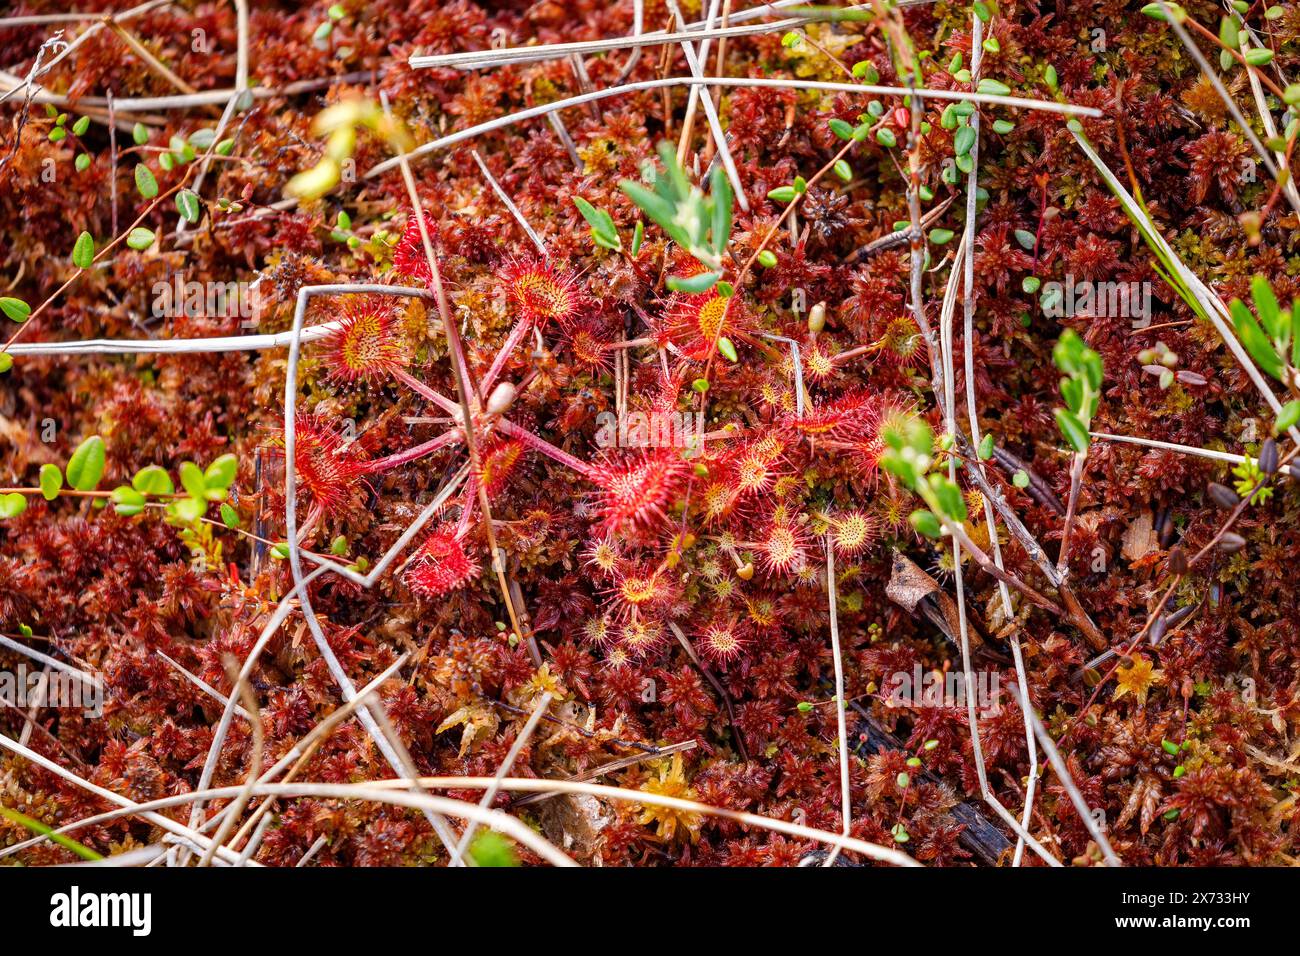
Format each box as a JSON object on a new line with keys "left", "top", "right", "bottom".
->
{"left": 1206, "top": 482, "right": 1240, "bottom": 509}
{"left": 1216, "top": 532, "right": 1246, "bottom": 554}
{"left": 1259, "top": 438, "right": 1279, "bottom": 475}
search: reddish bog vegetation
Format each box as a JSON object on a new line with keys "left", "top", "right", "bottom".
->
{"left": 1, "top": 0, "right": 1299, "bottom": 867}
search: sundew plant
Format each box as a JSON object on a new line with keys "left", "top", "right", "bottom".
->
{"left": 0, "top": 0, "right": 1299, "bottom": 874}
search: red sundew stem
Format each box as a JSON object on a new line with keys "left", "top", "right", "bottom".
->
{"left": 830, "top": 342, "right": 883, "bottom": 366}
{"left": 496, "top": 419, "right": 594, "bottom": 479}
{"left": 358, "top": 429, "right": 463, "bottom": 474}
{"left": 455, "top": 476, "right": 479, "bottom": 538}
{"left": 392, "top": 368, "right": 460, "bottom": 415}
{"left": 482, "top": 316, "right": 535, "bottom": 395}
{"left": 607, "top": 337, "right": 654, "bottom": 350}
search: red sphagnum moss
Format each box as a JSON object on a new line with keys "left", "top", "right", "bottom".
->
{"left": 0, "top": 0, "right": 1299, "bottom": 873}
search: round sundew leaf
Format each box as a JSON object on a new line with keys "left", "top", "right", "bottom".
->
{"left": 131, "top": 465, "right": 174, "bottom": 496}
{"left": 134, "top": 163, "right": 158, "bottom": 199}
{"left": 66, "top": 435, "right": 105, "bottom": 491}
{"left": 39, "top": 463, "right": 62, "bottom": 501}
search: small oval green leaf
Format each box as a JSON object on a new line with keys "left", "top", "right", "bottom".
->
{"left": 1054, "top": 408, "right": 1091, "bottom": 453}
{"left": 179, "top": 461, "right": 207, "bottom": 500}
{"left": 909, "top": 509, "right": 943, "bottom": 539}
{"left": 72, "top": 231, "right": 94, "bottom": 270}
{"left": 0, "top": 493, "right": 28, "bottom": 519}
{"left": 1, "top": 297, "right": 31, "bottom": 323}
{"left": 135, "top": 163, "right": 158, "bottom": 199}
{"left": 39, "top": 464, "right": 62, "bottom": 501}
{"left": 666, "top": 271, "right": 721, "bottom": 294}
{"left": 204, "top": 453, "right": 238, "bottom": 496}
{"left": 176, "top": 189, "right": 201, "bottom": 224}
{"left": 110, "top": 485, "right": 147, "bottom": 516}
{"left": 66, "top": 435, "right": 106, "bottom": 491}
{"left": 132, "top": 465, "right": 174, "bottom": 496}
{"left": 126, "top": 227, "right": 156, "bottom": 251}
